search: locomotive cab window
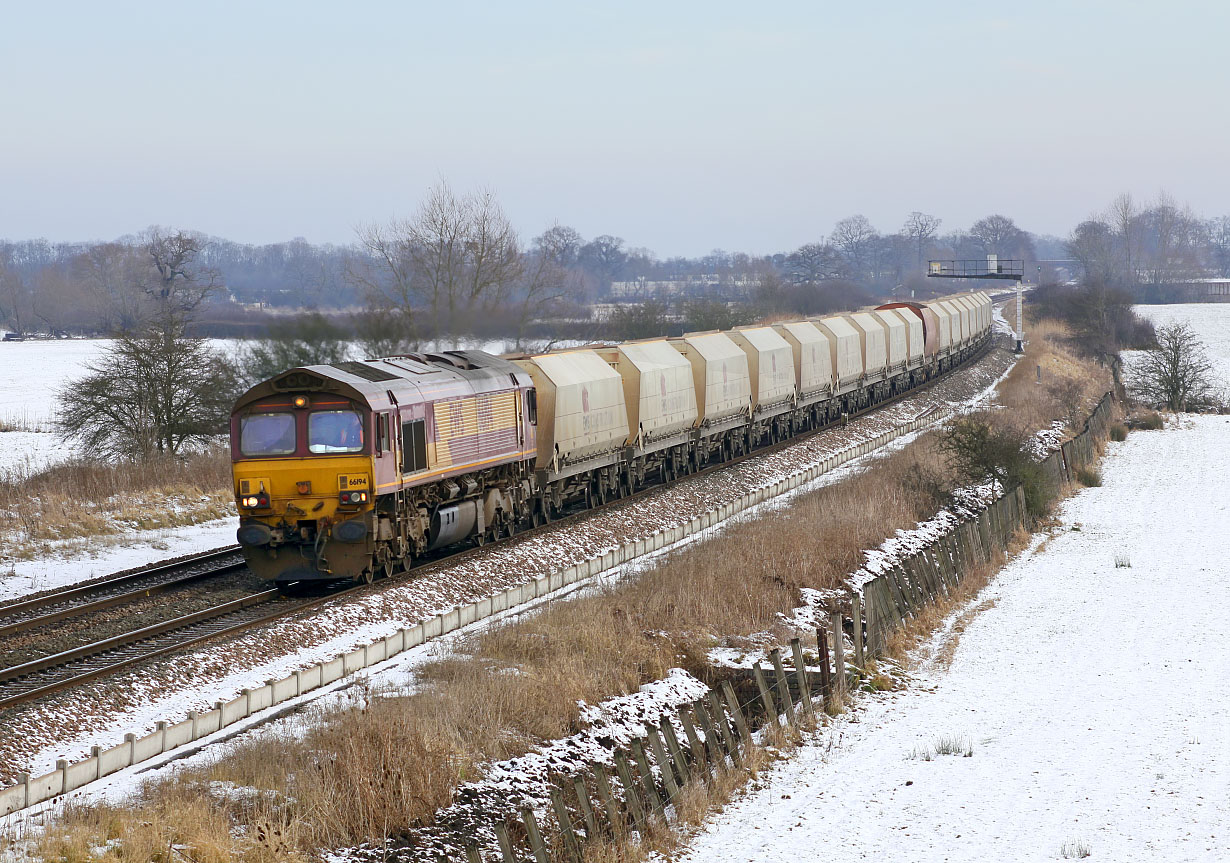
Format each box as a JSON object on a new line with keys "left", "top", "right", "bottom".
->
{"left": 308, "top": 410, "right": 365, "bottom": 454}
{"left": 240, "top": 412, "right": 296, "bottom": 456}
{"left": 526, "top": 388, "right": 537, "bottom": 424}
{"left": 401, "top": 419, "right": 427, "bottom": 473}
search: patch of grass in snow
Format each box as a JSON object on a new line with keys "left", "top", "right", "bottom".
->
{"left": 1075, "top": 465, "right": 1102, "bottom": 487}
{"left": 0, "top": 449, "right": 232, "bottom": 560}
{"left": 1060, "top": 838, "right": 1092, "bottom": 858}
{"left": 1109, "top": 423, "right": 1128, "bottom": 442}
{"left": 1114, "top": 552, "right": 1131, "bottom": 568}
{"left": 932, "top": 734, "right": 974, "bottom": 757}
{"left": 1128, "top": 411, "right": 1164, "bottom": 430}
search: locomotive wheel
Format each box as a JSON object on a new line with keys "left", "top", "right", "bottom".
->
{"left": 361, "top": 567, "right": 375, "bottom": 585}
{"left": 382, "top": 556, "right": 395, "bottom": 579}
{"left": 475, "top": 531, "right": 486, "bottom": 547}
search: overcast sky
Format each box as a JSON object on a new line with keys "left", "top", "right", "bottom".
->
{"left": 2, "top": 1, "right": 1225, "bottom": 257}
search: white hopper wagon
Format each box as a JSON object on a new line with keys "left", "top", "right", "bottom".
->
{"left": 773, "top": 320, "right": 835, "bottom": 405}
{"left": 727, "top": 326, "right": 795, "bottom": 417}
{"left": 811, "top": 315, "right": 864, "bottom": 395}
{"left": 596, "top": 340, "right": 697, "bottom": 453}
{"left": 871, "top": 309, "right": 908, "bottom": 375}
{"left": 846, "top": 312, "right": 889, "bottom": 384}
{"left": 511, "top": 349, "right": 629, "bottom": 480}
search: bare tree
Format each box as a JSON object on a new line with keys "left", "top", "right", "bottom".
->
{"left": 58, "top": 334, "right": 236, "bottom": 458}
{"left": 902, "top": 211, "right": 942, "bottom": 266}
{"left": 1106, "top": 193, "right": 1142, "bottom": 284}
{"left": 968, "top": 214, "right": 1023, "bottom": 256}
{"left": 141, "top": 228, "right": 222, "bottom": 325}
{"left": 829, "top": 215, "right": 878, "bottom": 279}
{"left": 533, "top": 224, "right": 583, "bottom": 267}
{"left": 786, "top": 241, "right": 841, "bottom": 284}
{"left": 1130, "top": 323, "right": 1217, "bottom": 411}
{"left": 353, "top": 180, "right": 523, "bottom": 340}
{"left": 1066, "top": 219, "right": 1118, "bottom": 285}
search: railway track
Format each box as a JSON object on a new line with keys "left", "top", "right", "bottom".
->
{"left": 0, "top": 337, "right": 1000, "bottom": 713}
{"left": 0, "top": 547, "right": 247, "bottom": 639}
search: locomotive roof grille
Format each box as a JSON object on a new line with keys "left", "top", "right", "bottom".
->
{"left": 331, "top": 361, "right": 401, "bottom": 382}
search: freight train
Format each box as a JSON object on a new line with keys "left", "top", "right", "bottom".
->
{"left": 229, "top": 293, "right": 993, "bottom": 584}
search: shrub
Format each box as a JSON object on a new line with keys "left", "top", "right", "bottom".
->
{"left": 1129, "top": 412, "right": 1164, "bottom": 430}
{"left": 1075, "top": 466, "right": 1102, "bottom": 487}
{"left": 1109, "top": 423, "right": 1128, "bottom": 442}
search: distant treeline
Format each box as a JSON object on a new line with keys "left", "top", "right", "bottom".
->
{"left": 3, "top": 186, "right": 1228, "bottom": 343}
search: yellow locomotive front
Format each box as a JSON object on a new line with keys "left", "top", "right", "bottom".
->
{"left": 231, "top": 381, "right": 379, "bottom": 584}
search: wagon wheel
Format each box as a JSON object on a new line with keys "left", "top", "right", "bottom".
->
{"left": 475, "top": 530, "right": 486, "bottom": 547}
{"left": 504, "top": 516, "right": 517, "bottom": 539}
{"left": 361, "top": 567, "right": 375, "bottom": 585}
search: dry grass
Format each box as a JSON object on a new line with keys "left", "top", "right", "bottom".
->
{"left": 998, "top": 318, "right": 1113, "bottom": 436}
{"left": 1109, "top": 423, "right": 1128, "bottom": 442}
{"left": 0, "top": 448, "right": 232, "bottom": 560}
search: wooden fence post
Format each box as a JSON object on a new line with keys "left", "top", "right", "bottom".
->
{"left": 790, "top": 637, "right": 815, "bottom": 720}
{"left": 708, "top": 691, "right": 742, "bottom": 765}
{"left": 816, "top": 625, "right": 832, "bottom": 702}
{"left": 520, "top": 807, "right": 551, "bottom": 863}
{"left": 591, "top": 762, "right": 622, "bottom": 835}
{"left": 549, "top": 785, "right": 583, "bottom": 862}
{"left": 692, "top": 698, "right": 723, "bottom": 763}
{"left": 677, "top": 705, "right": 707, "bottom": 769}
{"left": 769, "top": 649, "right": 797, "bottom": 727}
{"left": 752, "top": 661, "right": 777, "bottom": 721}
{"left": 494, "top": 819, "right": 517, "bottom": 863}
{"left": 829, "top": 611, "right": 846, "bottom": 698}
{"left": 572, "top": 775, "right": 599, "bottom": 838}
{"left": 645, "top": 727, "right": 681, "bottom": 801}
{"left": 849, "top": 594, "right": 865, "bottom": 670}
{"left": 659, "top": 716, "right": 690, "bottom": 781}
{"left": 629, "top": 738, "right": 664, "bottom": 817}
{"left": 613, "top": 751, "right": 646, "bottom": 830}
{"left": 719, "top": 680, "right": 752, "bottom": 746}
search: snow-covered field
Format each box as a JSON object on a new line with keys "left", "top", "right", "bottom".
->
{"left": 0, "top": 340, "right": 109, "bottom": 474}
{"left": 678, "top": 415, "right": 1230, "bottom": 862}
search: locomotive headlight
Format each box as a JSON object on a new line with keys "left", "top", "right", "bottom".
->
{"left": 340, "top": 490, "right": 369, "bottom": 505}
{"left": 292, "top": 395, "right": 309, "bottom": 408}
{"left": 241, "top": 496, "right": 258, "bottom": 508}
{"left": 241, "top": 494, "right": 270, "bottom": 508}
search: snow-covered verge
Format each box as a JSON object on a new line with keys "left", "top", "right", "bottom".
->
{"left": 0, "top": 518, "right": 237, "bottom": 603}
{"left": 676, "top": 415, "right": 1230, "bottom": 862}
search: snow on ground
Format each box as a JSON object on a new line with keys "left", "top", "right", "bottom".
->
{"left": 677, "top": 415, "right": 1230, "bottom": 863}
{"left": 0, "top": 340, "right": 109, "bottom": 475}
{"left": 0, "top": 519, "right": 237, "bottom": 603}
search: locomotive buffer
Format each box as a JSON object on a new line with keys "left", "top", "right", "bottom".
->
{"left": 927, "top": 255, "right": 1025, "bottom": 353}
